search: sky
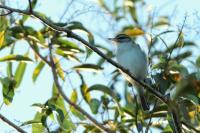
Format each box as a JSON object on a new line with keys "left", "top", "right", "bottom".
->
{"left": 0, "top": 0, "right": 200, "bottom": 132}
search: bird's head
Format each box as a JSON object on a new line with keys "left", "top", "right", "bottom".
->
{"left": 108, "top": 34, "right": 132, "bottom": 44}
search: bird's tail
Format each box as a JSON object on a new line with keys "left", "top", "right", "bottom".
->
{"left": 138, "top": 88, "right": 150, "bottom": 111}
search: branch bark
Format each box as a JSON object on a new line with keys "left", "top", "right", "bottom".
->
{"left": 0, "top": 113, "right": 26, "bottom": 133}
{"left": 48, "top": 42, "right": 114, "bottom": 133}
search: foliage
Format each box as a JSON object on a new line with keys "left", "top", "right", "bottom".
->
{"left": 0, "top": 0, "right": 200, "bottom": 132}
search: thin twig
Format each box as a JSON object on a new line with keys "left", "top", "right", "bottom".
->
{"left": 0, "top": 4, "right": 183, "bottom": 132}
{"left": 28, "top": 41, "right": 51, "bottom": 66}
{"left": 48, "top": 42, "right": 114, "bottom": 133}
{"left": 0, "top": 113, "right": 27, "bottom": 133}
{"left": 28, "top": 0, "right": 32, "bottom": 13}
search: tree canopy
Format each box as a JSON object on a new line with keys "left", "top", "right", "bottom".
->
{"left": 0, "top": 0, "right": 200, "bottom": 133}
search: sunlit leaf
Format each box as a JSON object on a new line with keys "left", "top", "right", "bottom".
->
{"left": 124, "top": 28, "right": 144, "bottom": 36}
{"left": 70, "top": 89, "right": 85, "bottom": 120}
{"left": 127, "top": 5, "right": 138, "bottom": 24}
{"left": 163, "top": 124, "right": 173, "bottom": 133}
{"left": 87, "top": 84, "right": 119, "bottom": 101}
{"left": 81, "top": 83, "right": 91, "bottom": 103}
{"left": 0, "top": 77, "right": 16, "bottom": 105}
{"left": 153, "top": 16, "right": 170, "bottom": 28}
{"left": 0, "top": 16, "right": 8, "bottom": 31}
{"left": 54, "top": 58, "right": 65, "bottom": 80}
{"left": 196, "top": 56, "right": 200, "bottom": 68}
{"left": 0, "top": 31, "right": 5, "bottom": 48}
{"left": 177, "top": 32, "right": 184, "bottom": 47}
{"left": 66, "top": 21, "right": 94, "bottom": 59}
{"left": 50, "top": 83, "right": 75, "bottom": 131}
{"left": 0, "top": 54, "right": 32, "bottom": 62}
{"left": 55, "top": 49, "right": 81, "bottom": 62}
{"left": 53, "top": 37, "right": 80, "bottom": 49}
{"left": 89, "top": 98, "right": 100, "bottom": 114}
{"left": 14, "top": 61, "right": 27, "bottom": 88}
{"left": 32, "top": 112, "right": 45, "bottom": 133}
{"left": 7, "top": 46, "right": 14, "bottom": 77}
{"left": 70, "top": 89, "right": 78, "bottom": 103}
{"left": 32, "top": 61, "right": 45, "bottom": 82}
{"left": 73, "top": 64, "right": 103, "bottom": 73}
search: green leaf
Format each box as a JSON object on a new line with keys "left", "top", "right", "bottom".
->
{"left": 50, "top": 83, "right": 75, "bottom": 131}
{"left": 0, "top": 54, "right": 33, "bottom": 62}
{"left": 165, "top": 41, "right": 195, "bottom": 54}
{"left": 70, "top": 89, "right": 78, "bottom": 103}
{"left": 66, "top": 21, "right": 94, "bottom": 59}
{"left": 70, "top": 89, "right": 85, "bottom": 120}
{"left": 73, "top": 64, "right": 103, "bottom": 73}
{"left": 7, "top": 46, "right": 14, "bottom": 77}
{"left": 53, "top": 37, "right": 80, "bottom": 49}
{"left": 163, "top": 124, "right": 173, "bottom": 133}
{"left": 196, "top": 56, "right": 200, "bottom": 68}
{"left": 32, "top": 61, "right": 45, "bottom": 82}
{"left": 54, "top": 58, "right": 65, "bottom": 80}
{"left": 32, "top": 112, "right": 45, "bottom": 133}
{"left": 0, "top": 16, "right": 8, "bottom": 31}
{"left": 22, "top": 0, "right": 38, "bottom": 22}
{"left": 166, "top": 113, "right": 176, "bottom": 133}
{"left": 128, "top": 6, "right": 138, "bottom": 24}
{"left": 177, "top": 32, "right": 184, "bottom": 47}
{"left": 88, "top": 98, "right": 100, "bottom": 114}
{"left": 0, "top": 77, "right": 16, "bottom": 105}
{"left": 55, "top": 49, "right": 81, "bottom": 62}
{"left": 87, "top": 84, "right": 119, "bottom": 101}
{"left": 172, "top": 51, "right": 191, "bottom": 61}
{"left": 81, "top": 83, "right": 91, "bottom": 103}
{"left": 153, "top": 16, "right": 170, "bottom": 28}
{"left": 14, "top": 61, "right": 27, "bottom": 88}
{"left": 171, "top": 75, "right": 198, "bottom": 101}
{"left": 0, "top": 31, "right": 5, "bottom": 48}
{"left": 51, "top": 83, "right": 66, "bottom": 112}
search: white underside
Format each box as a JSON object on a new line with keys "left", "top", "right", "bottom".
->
{"left": 116, "top": 42, "right": 148, "bottom": 82}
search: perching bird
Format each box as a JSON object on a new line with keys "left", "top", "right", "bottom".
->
{"left": 109, "top": 34, "right": 149, "bottom": 111}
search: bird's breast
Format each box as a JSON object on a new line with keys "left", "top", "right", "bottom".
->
{"left": 116, "top": 45, "right": 148, "bottom": 80}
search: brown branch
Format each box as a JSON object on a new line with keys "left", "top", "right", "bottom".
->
{"left": 0, "top": 113, "right": 26, "bottom": 133}
{"left": 48, "top": 42, "right": 114, "bottom": 133}
{"left": 27, "top": 41, "right": 51, "bottom": 66}
{"left": 0, "top": 10, "right": 12, "bottom": 16}
{"left": 0, "top": 4, "right": 183, "bottom": 132}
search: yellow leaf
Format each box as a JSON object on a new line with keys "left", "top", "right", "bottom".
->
{"left": 53, "top": 58, "right": 65, "bottom": 80}
{"left": 124, "top": 28, "right": 145, "bottom": 36}
{"left": 0, "top": 31, "right": 5, "bottom": 48}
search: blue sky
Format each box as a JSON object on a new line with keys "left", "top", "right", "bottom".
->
{"left": 0, "top": 0, "right": 200, "bottom": 132}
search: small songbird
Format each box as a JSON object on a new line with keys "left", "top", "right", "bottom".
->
{"left": 109, "top": 34, "right": 149, "bottom": 111}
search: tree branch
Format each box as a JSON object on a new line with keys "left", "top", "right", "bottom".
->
{"left": 0, "top": 10, "right": 12, "bottom": 16}
{"left": 48, "top": 42, "right": 114, "bottom": 133}
{"left": 28, "top": 0, "right": 32, "bottom": 13}
{"left": 0, "top": 4, "right": 182, "bottom": 132}
{"left": 0, "top": 113, "right": 26, "bottom": 133}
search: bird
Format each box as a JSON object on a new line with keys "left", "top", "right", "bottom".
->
{"left": 109, "top": 34, "right": 149, "bottom": 111}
